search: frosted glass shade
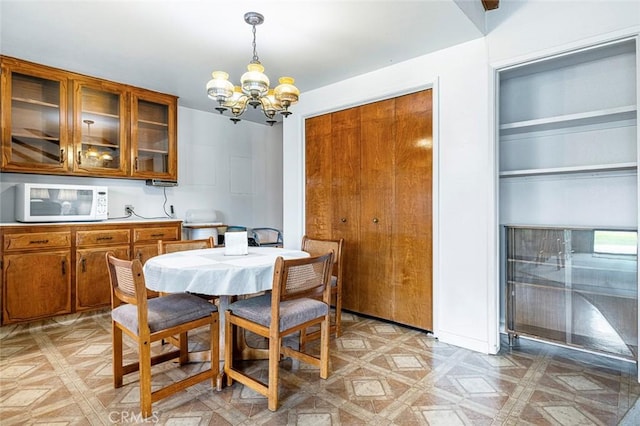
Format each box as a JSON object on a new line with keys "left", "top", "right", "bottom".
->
{"left": 241, "top": 63, "right": 269, "bottom": 98}
{"left": 274, "top": 77, "right": 299, "bottom": 106}
{"left": 206, "top": 71, "right": 234, "bottom": 103}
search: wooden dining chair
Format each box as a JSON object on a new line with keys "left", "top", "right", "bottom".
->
{"left": 224, "top": 252, "right": 334, "bottom": 411}
{"left": 157, "top": 236, "right": 215, "bottom": 254}
{"left": 299, "top": 235, "right": 345, "bottom": 347}
{"left": 157, "top": 237, "right": 216, "bottom": 303}
{"left": 105, "top": 252, "right": 219, "bottom": 418}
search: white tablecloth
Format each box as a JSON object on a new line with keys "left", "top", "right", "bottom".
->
{"left": 143, "top": 246, "right": 309, "bottom": 296}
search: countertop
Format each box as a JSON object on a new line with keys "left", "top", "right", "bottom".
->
{"left": 0, "top": 218, "right": 182, "bottom": 227}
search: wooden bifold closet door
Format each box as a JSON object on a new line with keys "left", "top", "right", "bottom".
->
{"left": 305, "top": 89, "right": 433, "bottom": 330}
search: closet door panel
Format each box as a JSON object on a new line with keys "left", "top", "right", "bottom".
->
{"left": 359, "top": 98, "right": 395, "bottom": 318}
{"left": 305, "top": 114, "right": 333, "bottom": 239}
{"left": 304, "top": 91, "right": 433, "bottom": 331}
{"left": 393, "top": 89, "right": 433, "bottom": 329}
{"left": 331, "top": 107, "right": 361, "bottom": 311}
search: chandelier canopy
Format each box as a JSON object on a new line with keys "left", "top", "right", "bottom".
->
{"left": 206, "top": 12, "right": 300, "bottom": 125}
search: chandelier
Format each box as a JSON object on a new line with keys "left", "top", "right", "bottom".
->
{"left": 206, "top": 12, "right": 300, "bottom": 125}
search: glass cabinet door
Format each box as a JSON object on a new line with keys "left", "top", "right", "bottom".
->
{"left": 72, "top": 79, "right": 127, "bottom": 176}
{"left": 131, "top": 90, "right": 177, "bottom": 180}
{"left": 506, "top": 226, "right": 638, "bottom": 360}
{"left": 1, "top": 58, "right": 70, "bottom": 172}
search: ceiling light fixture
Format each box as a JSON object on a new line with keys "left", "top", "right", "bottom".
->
{"left": 206, "top": 12, "right": 300, "bottom": 126}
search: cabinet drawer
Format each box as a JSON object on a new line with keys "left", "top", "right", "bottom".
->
{"left": 76, "top": 229, "right": 130, "bottom": 246}
{"left": 133, "top": 226, "right": 179, "bottom": 243}
{"left": 4, "top": 231, "right": 71, "bottom": 251}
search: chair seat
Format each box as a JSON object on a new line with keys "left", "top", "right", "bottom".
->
{"left": 228, "top": 293, "right": 328, "bottom": 331}
{"left": 113, "top": 293, "right": 218, "bottom": 334}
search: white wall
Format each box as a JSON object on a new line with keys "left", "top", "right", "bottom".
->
{"left": 283, "top": 0, "right": 640, "bottom": 355}
{"left": 486, "top": 0, "right": 640, "bottom": 64}
{"left": 0, "top": 106, "right": 283, "bottom": 233}
{"left": 173, "top": 106, "right": 283, "bottom": 229}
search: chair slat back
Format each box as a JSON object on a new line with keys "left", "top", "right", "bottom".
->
{"left": 114, "top": 263, "right": 136, "bottom": 296}
{"left": 273, "top": 253, "right": 333, "bottom": 302}
{"left": 301, "top": 236, "right": 344, "bottom": 277}
{"left": 105, "top": 252, "right": 147, "bottom": 308}
{"left": 158, "top": 237, "right": 214, "bottom": 255}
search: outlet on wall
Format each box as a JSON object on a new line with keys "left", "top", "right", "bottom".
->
{"left": 125, "top": 205, "right": 134, "bottom": 215}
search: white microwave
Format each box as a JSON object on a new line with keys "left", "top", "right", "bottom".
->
{"left": 15, "top": 183, "right": 108, "bottom": 222}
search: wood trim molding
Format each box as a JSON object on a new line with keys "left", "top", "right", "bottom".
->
{"left": 482, "top": 0, "right": 499, "bottom": 11}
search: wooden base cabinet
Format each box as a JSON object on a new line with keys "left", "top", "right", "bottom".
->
{"left": 305, "top": 89, "right": 433, "bottom": 330}
{"left": 75, "top": 227, "right": 131, "bottom": 311}
{"left": 2, "top": 229, "right": 72, "bottom": 323}
{"left": 0, "top": 220, "right": 181, "bottom": 325}
{"left": 132, "top": 224, "right": 181, "bottom": 264}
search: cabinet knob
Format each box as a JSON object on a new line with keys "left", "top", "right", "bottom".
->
{"left": 341, "top": 218, "right": 347, "bottom": 223}
{"left": 372, "top": 218, "right": 379, "bottom": 224}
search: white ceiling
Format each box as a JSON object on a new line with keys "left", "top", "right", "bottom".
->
{"left": 0, "top": 0, "right": 487, "bottom": 125}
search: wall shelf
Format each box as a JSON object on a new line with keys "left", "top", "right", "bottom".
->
{"left": 12, "top": 97, "right": 59, "bottom": 108}
{"left": 500, "top": 162, "right": 637, "bottom": 178}
{"left": 500, "top": 105, "right": 636, "bottom": 136}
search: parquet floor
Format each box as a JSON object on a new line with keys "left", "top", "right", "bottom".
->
{"left": 1, "top": 309, "right": 639, "bottom": 425}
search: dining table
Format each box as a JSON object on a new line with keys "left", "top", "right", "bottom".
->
{"left": 142, "top": 246, "right": 310, "bottom": 388}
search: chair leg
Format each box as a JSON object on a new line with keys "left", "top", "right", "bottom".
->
{"left": 139, "top": 338, "right": 153, "bottom": 418}
{"left": 224, "top": 316, "right": 234, "bottom": 387}
{"left": 299, "top": 327, "right": 307, "bottom": 351}
{"left": 320, "top": 315, "right": 330, "bottom": 379}
{"left": 210, "top": 313, "right": 220, "bottom": 390}
{"left": 335, "top": 290, "right": 343, "bottom": 337}
{"left": 178, "top": 332, "right": 189, "bottom": 365}
{"left": 267, "top": 335, "right": 281, "bottom": 411}
{"left": 112, "top": 322, "right": 124, "bottom": 388}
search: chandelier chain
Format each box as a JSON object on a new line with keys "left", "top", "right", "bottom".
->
{"left": 251, "top": 24, "right": 259, "bottom": 63}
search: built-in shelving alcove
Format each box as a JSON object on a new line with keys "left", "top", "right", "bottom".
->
{"left": 498, "top": 37, "right": 638, "bottom": 360}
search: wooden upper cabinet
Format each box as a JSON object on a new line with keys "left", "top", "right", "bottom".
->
{"left": 0, "top": 57, "right": 71, "bottom": 173}
{"left": 0, "top": 56, "right": 177, "bottom": 180}
{"left": 130, "top": 89, "right": 177, "bottom": 181}
{"left": 72, "top": 77, "right": 128, "bottom": 176}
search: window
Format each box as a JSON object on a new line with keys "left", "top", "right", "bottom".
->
{"left": 593, "top": 230, "right": 637, "bottom": 255}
